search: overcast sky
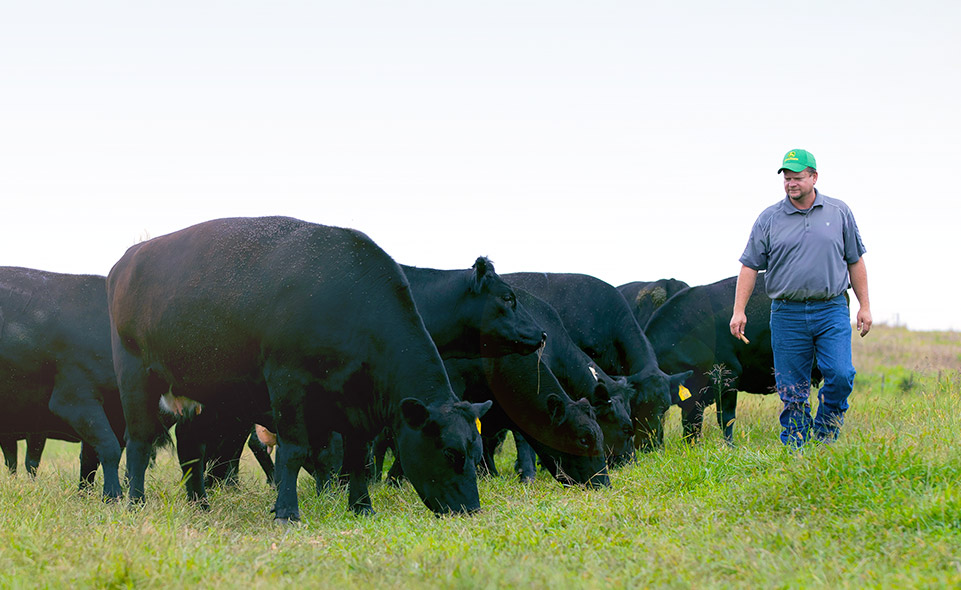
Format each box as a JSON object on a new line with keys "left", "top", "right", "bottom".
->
{"left": 2, "top": 1, "right": 958, "bottom": 331}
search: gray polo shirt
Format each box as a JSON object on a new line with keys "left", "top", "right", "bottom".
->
{"left": 740, "top": 189, "right": 866, "bottom": 301}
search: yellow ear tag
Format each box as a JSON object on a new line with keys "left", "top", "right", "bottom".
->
{"left": 475, "top": 418, "right": 482, "bottom": 435}
{"left": 678, "top": 385, "right": 691, "bottom": 401}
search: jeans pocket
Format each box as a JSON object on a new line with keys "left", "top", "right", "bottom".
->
{"left": 771, "top": 300, "right": 785, "bottom": 313}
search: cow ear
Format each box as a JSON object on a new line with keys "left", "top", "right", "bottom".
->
{"left": 546, "top": 393, "right": 567, "bottom": 425}
{"left": 470, "top": 257, "right": 492, "bottom": 293}
{"left": 400, "top": 398, "right": 430, "bottom": 430}
{"left": 472, "top": 400, "right": 493, "bottom": 419}
{"left": 593, "top": 381, "right": 612, "bottom": 403}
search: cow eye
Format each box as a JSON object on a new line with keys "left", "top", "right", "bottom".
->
{"left": 578, "top": 436, "right": 593, "bottom": 449}
{"left": 444, "top": 448, "right": 465, "bottom": 468}
{"left": 502, "top": 293, "right": 515, "bottom": 306}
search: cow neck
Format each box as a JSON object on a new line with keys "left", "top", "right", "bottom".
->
{"left": 401, "top": 265, "right": 464, "bottom": 355}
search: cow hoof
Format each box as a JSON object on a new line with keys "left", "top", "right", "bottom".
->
{"left": 351, "top": 505, "right": 375, "bottom": 517}
{"left": 188, "top": 495, "right": 210, "bottom": 511}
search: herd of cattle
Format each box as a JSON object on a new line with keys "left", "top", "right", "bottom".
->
{"left": 0, "top": 215, "right": 787, "bottom": 522}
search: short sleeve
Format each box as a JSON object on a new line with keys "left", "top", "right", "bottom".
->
{"left": 739, "top": 214, "right": 769, "bottom": 271}
{"left": 841, "top": 205, "right": 866, "bottom": 264}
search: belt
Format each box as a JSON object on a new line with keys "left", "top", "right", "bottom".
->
{"left": 774, "top": 294, "right": 845, "bottom": 303}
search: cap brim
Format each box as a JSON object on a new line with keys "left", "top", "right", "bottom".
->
{"left": 778, "top": 163, "right": 808, "bottom": 174}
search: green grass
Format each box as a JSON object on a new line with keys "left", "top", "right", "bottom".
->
{"left": 2, "top": 325, "right": 959, "bottom": 588}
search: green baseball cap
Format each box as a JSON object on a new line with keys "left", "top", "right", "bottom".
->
{"left": 778, "top": 149, "right": 817, "bottom": 174}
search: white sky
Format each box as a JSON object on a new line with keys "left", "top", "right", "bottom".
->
{"left": 1, "top": 1, "right": 958, "bottom": 331}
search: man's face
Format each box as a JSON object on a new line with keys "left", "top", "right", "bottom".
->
{"left": 782, "top": 169, "right": 817, "bottom": 202}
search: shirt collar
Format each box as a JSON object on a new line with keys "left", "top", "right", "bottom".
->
{"left": 780, "top": 188, "right": 823, "bottom": 214}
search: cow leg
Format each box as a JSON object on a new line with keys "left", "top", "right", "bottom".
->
{"left": 681, "top": 404, "right": 706, "bottom": 443}
{"left": 342, "top": 432, "right": 374, "bottom": 515}
{"left": 79, "top": 440, "right": 99, "bottom": 488}
{"left": 300, "top": 432, "right": 338, "bottom": 494}
{"left": 220, "top": 456, "right": 242, "bottom": 488}
{"left": 174, "top": 419, "right": 209, "bottom": 507}
{"left": 302, "top": 452, "right": 329, "bottom": 493}
{"left": 479, "top": 431, "right": 503, "bottom": 478}
{"left": 205, "top": 417, "right": 252, "bottom": 489}
{"left": 115, "top": 348, "right": 169, "bottom": 505}
{"left": 266, "top": 366, "right": 311, "bottom": 522}
{"left": 371, "top": 428, "right": 394, "bottom": 484}
{"left": 717, "top": 389, "right": 738, "bottom": 445}
{"left": 246, "top": 429, "right": 275, "bottom": 486}
{"left": 631, "top": 401, "right": 666, "bottom": 452}
{"left": 0, "top": 437, "right": 17, "bottom": 474}
{"left": 512, "top": 431, "right": 537, "bottom": 483}
{"left": 272, "top": 440, "right": 307, "bottom": 521}
{"left": 25, "top": 435, "right": 46, "bottom": 477}
{"left": 47, "top": 372, "right": 124, "bottom": 500}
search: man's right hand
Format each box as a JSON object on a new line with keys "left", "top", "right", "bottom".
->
{"left": 730, "top": 310, "right": 748, "bottom": 341}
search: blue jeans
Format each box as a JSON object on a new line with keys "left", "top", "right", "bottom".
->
{"left": 770, "top": 295, "right": 855, "bottom": 447}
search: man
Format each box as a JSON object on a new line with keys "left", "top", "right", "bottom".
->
{"left": 730, "top": 149, "right": 871, "bottom": 447}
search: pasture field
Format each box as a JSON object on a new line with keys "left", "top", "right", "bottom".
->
{"left": 1, "top": 325, "right": 959, "bottom": 589}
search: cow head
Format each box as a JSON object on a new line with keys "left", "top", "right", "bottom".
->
{"left": 396, "top": 397, "right": 492, "bottom": 514}
{"left": 544, "top": 393, "right": 606, "bottom": 460}
{"left": 628, "top": 368, "right": 693, "bottom": 452}
{"left": 469, "top": 257, "right": 546, "bottom": 357}
{"left": 591, "top": 377, "right": 636, "bottom": 467}
{"left": 521, "top": 433, "right": 610, "bottom": 489}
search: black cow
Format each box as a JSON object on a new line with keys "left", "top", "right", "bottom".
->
{"left": 383, "top": 286, "right": 625, "bottom": 483}
{"left": 504, "top": 272, "right": 691, "bottom": 451}
{"left": 0, "top": 267, "right": 126, "bottom": 494}
{"left": 173, "top": 256, "right": 546, "bottom": 496}
{"left": 644, "top": 273, "right": 819, "bottom": 443}
{"left": 107, "top": 216, "right": 490, "bottom": 522}
{"left": 512, "top": 289, "right": 634, "bottom": 466}
{"left": 401, "top": 259, "right": 546, "bottom": 359}
{"left": 617, "top": 278, "right": 690, "bottom": 328}
{"left": 444, "top": 353, "right": 609, "bottom": 487}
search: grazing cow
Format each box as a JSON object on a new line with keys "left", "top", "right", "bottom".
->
{"left": 172, "top": 256, "right": 546, "bottom": 496}
{"left": 401, "top": 259, "right": 546, "bottom": 359}
{"left": 512, "top": 289, "right": 634, "bottom": 466}
{"left": 617, "top": 278, "right": 690, "bottom": 328}
{"left": 107, "top": 216, "right": 490, "bottom": 521}
{"left": 444, "top": 354, "right": 609, "bottom": 487}
{"left": 0, "top": 267, "right": 126, "bottom": 494}
{"left": 504, "top": 272, "right": 692, "bottom": 451}
{"left": 382, "top": 287, "right": 625, "bottom": 484}
{"left": 644, "top": 273, "right": 821, "bottom": 443}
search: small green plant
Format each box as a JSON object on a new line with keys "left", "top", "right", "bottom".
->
{"left": 702, "top": 363, "right": 737, "bottom": 437}
{"left": 898, "top": 372, "right": 919, "bottom": 394}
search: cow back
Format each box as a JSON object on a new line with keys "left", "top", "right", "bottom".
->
{"left": 108, "top": 216, "right": 452, "bottom": 407}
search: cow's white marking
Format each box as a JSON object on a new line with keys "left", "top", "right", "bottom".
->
{"left": 588, "top": 365, "right": 598, "bottom": 381}
{"left": 255, "top": 424, "right": 277, "bottom": 449}
{"left": 160, "top": 392, "right": 203, "bottom": 416}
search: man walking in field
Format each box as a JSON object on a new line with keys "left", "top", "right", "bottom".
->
{"left": 729, "top": 149, "right": 872, "bottom": 447}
